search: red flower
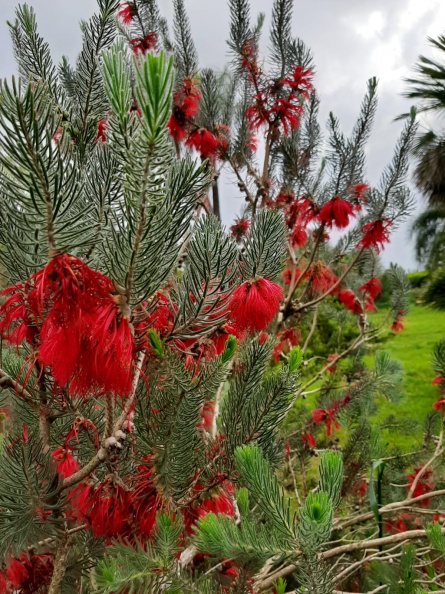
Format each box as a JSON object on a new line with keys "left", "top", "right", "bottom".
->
{"left": 167, "top": 113, "right": 188, "bottom": 141}
{"left": 85, "top": 481, "right": 132, "bottom": 539}
{"left": 306, "top": 262, "right": 338, "bottom": 295}
{"left": 302, "top": 431, "right": 316, "bottom": 448}
{"left": 349, "top": 183, "right": 369, "bottom": 204}
{"left": 95, "top": 119, "right": 107, "bottom": 143}
{"left": 230, "top": 218, "right": 250, "bottom": 241}
{"left": 270, "top": 98, "right": 303, "bottom": 135}
{"left": 312, "top": 408, "right": 340, "bottom": 436}
{"left": 52, "top": 447, "right": 79, "bottom": 479}
{"left": 272, "top": 327, "right": 300, "bottom": 363}
{"left": 185, "top": 128, "right": 219, "bottom": 158}
{"left": 116, "top": 2, "right": 135, "bottom": 25}
{"left": 432, "top": 375, "right": 444, "bottom": 385}
{"left": 129, "top": 33, "right": 157, "bottom": 55}
{"left": 433, "top": 398, "right": 445, "bottom": 413}
{"left": 406, "top": 468, "right": 433, "bottom": 505}
{"left": 3, "top": 552, "right": 53, "bottom": 593}
{"left": 318, "top": 196, "right": 355, "bottom": 229}
{"left": 229, "top": 278, "right": 283, "bottom": 332}
{"left": 384, "top": 515, "right": 408, "bottom": 534}
{"left": 391, "top": 313, "right": 405, "bottom": 333}
{"left": 357, "top": 219, "right": 391, "bottom": 253}
{"left": 280, "top": 65, "right": 313, "bottom": 96}
{"left": 358, "top": 277, "right": 382, "bottom": 299}
{"left": 338, "top": 289, "right": 359, "bottom": 312}
{"left": 0, "top": 284, "right": 37, "bottom": 345}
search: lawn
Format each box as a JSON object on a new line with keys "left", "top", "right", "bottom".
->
{"left": 366, "top": 304, "right": 445, "bottom": 449}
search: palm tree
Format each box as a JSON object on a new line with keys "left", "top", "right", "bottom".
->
{"left": 404, "top": 34, "right": 445, "bottom": 267}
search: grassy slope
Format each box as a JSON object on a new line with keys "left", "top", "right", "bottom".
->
{"left": 367, "top": 305, "right": 445, "bottom": 449}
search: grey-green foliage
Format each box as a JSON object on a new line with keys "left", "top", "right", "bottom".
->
{"left": 221, "top": 338, "right": 298, "bottom": 461}
{"left": 8, "top": 5, "right": 62, "bottom": 104}
{"left": 388, "top": 263, "right": 410, "bottom": 318}
{"left": 0, "top": 438, "right": 61, "bottom": 556}
{"left": 144, "top": 347, "right": 231, "bottom": 501}
{"left": 241, "top": 208, "right": 287, "bottom": 280}
{"left": 318, "top": 450, "right": 343, "bottom": 509}
{"left": 171, "top": 215, "right": 239, "bottom": 337}
{"left": 0, "top": 79, "right": 84, "bottom": 277}
{"left": 173, "top": 0, "right": 199, "bottom": 82}
{"left": 99, "top": 47, "right": 211, "bottom": 303}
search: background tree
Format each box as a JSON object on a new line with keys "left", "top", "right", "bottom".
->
{"left": 404, "top": 34, "right": 445, "bottom": 269}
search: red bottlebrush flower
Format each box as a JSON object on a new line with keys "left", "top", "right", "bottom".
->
{"left": 391, "top": 315, "right": 405, "bottom": 333}
{"left": 129, "top": 33, "right": 157, "bottom": 55}
{"left": 357, "top": 219, "right": 391, "bottom": 253}
{"left": 338, "top": 289, "right": 358, "bottom": 312}
{"left": 302, "top": 431, "right": 316, "bottom": 448}
{"left": 229, "top": 278, "right": 283, "bottom": 332}
{"left": 246, "top": 93, "right": 270, "bottom": 130}
{"left": 95, "top": 119, "right": 107, "bottom": 143}
{"left": 0, "top": 573, "right": 6, "bottom": 594}
{"left": 132, "top": 456, "right": 162, "bottom": 538}
{"left": 5, "top": 552, "right": 54, "bottom": 593}
{"left": 0, "top": 284, "right": 37, "bottom": 345}
{"left": 86, "top": 482, "right": 132, "bottom": 539}
{"left": 31, "top": 254, "right": 135, "bottom": 395}
{"left": 318, "top": 196, "right": 355, "bottom": 229}
{"left": 52, "top": 447, "right": 79, "bottom": 479}
{"left": 349, "top": 183, "right": 369, "bottom": 204}
{"left": 433, "top": 397, "right": 445, "bottom": 413}
{"left": 432, "top": 375, "right": 444, "bottom": 385}
{"left": 199, "top": 401, "right": 215, "bottom": 430}
{"left": 280, "top": 65, "right": 313, "bottom": 96}
{"left": 52, "top": 127, "right": 63, "bottom": 145}
{"left": 291, "top": 224, "right": 308, "bottom": 248}
{"left": 185, "top": 128, "right": 219, "bottom": 158}
{"left": 270, "top": 98, "right": 303, "bottom": 135}
{"left": 358, "top": 277, "right": 382, "bottom": 299}
{"left": 272, "top": 327, "right": 300, "bottom": 363}
{"left": 176, "top": 77, "right": 201, "bottom": 117}
{"left": 183, "top": 481, "right": 234, "bottom": 533}
{"left": 230, "top": 217, "right": 250, "bottom": 241}
{"left": 6, "top": 559, "right": 28, "bottom": 589}
{"left": 326, "top": 353, "right": 339, "bottom": 374}
{"left": 167, "top": 113, "right": 188, "bottom": 141}
{"left": 116, "top": 2, "right": 135, "bottom": 25}
{"left": 306, "top": 262, "right": 338, "bottom": 295}
{"left": 406, "top": 468, "right": 433, "bottom": 505}
{"left": 275, "top": 189, "right": 295, "bottom": 207}
{"left": 384, "top": 515, "right": 408, "bottom": 534}
{"left": 312, "top": 408, "right": 340, "bottom": 436}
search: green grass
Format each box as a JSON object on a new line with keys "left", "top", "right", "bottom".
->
{"left": 366, "top": 305, "right": 445, "bottom": 449}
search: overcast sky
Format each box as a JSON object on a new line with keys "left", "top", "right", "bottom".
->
{"left": 1, "top": 0, "right": 445, "bottom": 270}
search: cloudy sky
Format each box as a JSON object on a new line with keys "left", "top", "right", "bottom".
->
{"left": 1, "top": 0, "right": 445, "bottom": 270}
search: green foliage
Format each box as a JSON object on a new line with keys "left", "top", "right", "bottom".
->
{"left": 234, "top": 444, "right": 297, "bottom": 543}
{"left": 407, "top": 270, "right": 430, "bottom": 288}
{"left": 423, "top": 266, "right": 445, "bottom": 309}
{"left": 318, "top": 450, "right": 343, "bottom": 509}
{"left": 297, "top": 492, "right": 333, "bottom": 553}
